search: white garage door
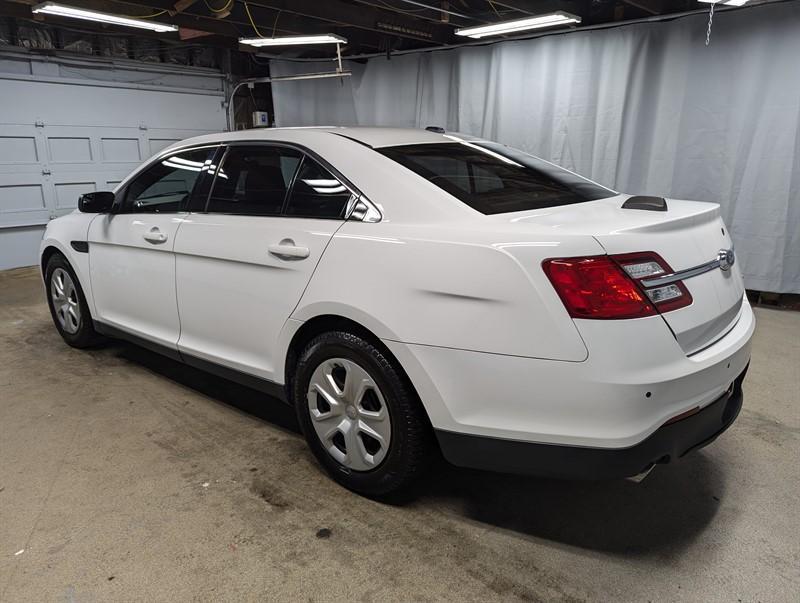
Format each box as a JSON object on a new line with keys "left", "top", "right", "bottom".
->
{"left": 0, "top": 50, "right": 227, "bottom": 269}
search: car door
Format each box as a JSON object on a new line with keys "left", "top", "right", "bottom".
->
{"left": 87, "top": 145, "right": 218, "bottom": 350}
{"left": 174, "top": 143, "right": 353, "bottom": 382}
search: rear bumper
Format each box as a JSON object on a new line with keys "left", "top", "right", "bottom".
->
{"left": 436, "top": 364, "right": 747, "bottom": 480}
{"left": 384, "top": 297, "right": 754, "bottom": 450}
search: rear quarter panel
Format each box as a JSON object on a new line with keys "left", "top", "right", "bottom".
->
{"left": 292, "top": 220, "right": 604, "bottom": 361}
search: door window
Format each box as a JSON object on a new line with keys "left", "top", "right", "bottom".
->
{"left": 284, "top": 158, "right": 352, "bottom": 219}
{"left": 206, "top": 145, "right": 302, "bottom": 216}
{"left": 122, "top": 147, "right": 216, "bottom": 213}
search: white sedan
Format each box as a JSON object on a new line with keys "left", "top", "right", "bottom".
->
{"left": 40, "top": 127, "right": 754, "bottom": 497}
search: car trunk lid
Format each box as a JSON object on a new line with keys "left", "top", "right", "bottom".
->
{"left": 498, "top": 195, "right": 745, "bottom": 355}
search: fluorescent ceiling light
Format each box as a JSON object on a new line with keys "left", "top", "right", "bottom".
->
{"left": 31, "top": 2, "right": 178, "bottom": 32}
{"left": 455, "top": 12, "right": 581, "bottom": 39}
{"left": 239, "top": 35, "right": 347, "bottom": 47}
{"left": 697, "top": 0, "right": 749, "bottom": 5}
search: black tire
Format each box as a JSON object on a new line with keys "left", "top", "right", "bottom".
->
{"left": 44, "top": 253, "right": 104, "bottom": 349}
{"left": 293, "top": 330, "right": 434, "bottom": 499}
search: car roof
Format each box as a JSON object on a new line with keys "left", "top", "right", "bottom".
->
{"left": 166, "top": 126, "right": 477, "bottom": 154}
{"left": 327, "top": 127, "right": 474, "bottom": 148}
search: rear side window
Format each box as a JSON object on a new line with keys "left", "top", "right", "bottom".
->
{"left": 284, "top": 158, "right": 352, "bottom": 219}
{"left": 378, "top": 142, "right": 614, "bottom": 215}
{"left": 207, "top": 145, "right": 302, "bottom": 216}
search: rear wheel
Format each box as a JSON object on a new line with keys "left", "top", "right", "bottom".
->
{"left": 45, "top": 253, "right": 104, "bottom": 348}
{"left": 293, "top": 331, "right": 434, "bottom": 498}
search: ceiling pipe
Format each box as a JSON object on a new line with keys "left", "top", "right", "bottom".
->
{"left": 260, "top": 1, "right": 764, "bottom": 62}
{"left": 394, "top": 0, "right": 475, "bottom": 19}
{"left": 227, "top": 41, "right": 351, "bottom": 130}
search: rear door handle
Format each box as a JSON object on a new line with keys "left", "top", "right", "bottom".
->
{"left": 268, "top": 239, "right": 310, "bottom": 260}
{"left": 143, "top": 227, "right": 168, "bottom": 244}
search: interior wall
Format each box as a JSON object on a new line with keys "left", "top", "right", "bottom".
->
{"left": 271, "top": 2, "right": 800, "bottom": 294}
{"left": 0, "top": 49, "right": 227, "bottom": 270}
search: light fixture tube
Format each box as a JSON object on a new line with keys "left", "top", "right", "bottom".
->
{"left": 697, "top": 0, "right": 749, "bottom": 5}
{"left": 31, "top": 2, "right": 178, "bottom": 32}
{"left": 239, "top": 34, "right": 347, "bottom": 47}
{"left": 455, "top": 12, "right": 581, "bottom": 39}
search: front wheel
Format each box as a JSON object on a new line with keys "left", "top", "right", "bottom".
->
{"left": 45, "top": 253, "right": 103, "bottom": 348}
{"left": 293, "top": 331, "right": 434, "bottom": 498}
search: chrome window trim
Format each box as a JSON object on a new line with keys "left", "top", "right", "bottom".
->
{"left": 113, "top": 143, "right": 222, "bottom": 199}
{"left": 113, "top": 144, "right": 220, "bottom": 215}
{"left": 346, "top": 195, "right": 382, "bottom": 223}
{"left": 136, "top": 138, "right": 384, "bottom": 223}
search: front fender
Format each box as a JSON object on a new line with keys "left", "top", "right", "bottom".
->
{"left": 40, "top": 212, "right": 97, "bottom": 314}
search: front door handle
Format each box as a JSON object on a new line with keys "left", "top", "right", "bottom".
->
{"left": 268, "top": 238, "right": 310, "bottom": 260}
{"left": 143, "top": 227, "right": 168, "bottom": 244}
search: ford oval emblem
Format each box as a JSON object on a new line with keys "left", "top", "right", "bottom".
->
{"left": 718, "top": 248, "right": 735, "bottom": 271}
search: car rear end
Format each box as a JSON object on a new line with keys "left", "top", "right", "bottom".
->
{"left": 420, "top": 227, "right": 752, "bottom": 479}
{"left": 374, "top": 134, "right": 754, "bottom": 479}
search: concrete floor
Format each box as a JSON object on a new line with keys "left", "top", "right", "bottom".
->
{"left": 0, "top": 266, "right": 798, "bottom": 602}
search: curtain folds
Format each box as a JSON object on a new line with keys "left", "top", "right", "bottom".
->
{"left": 271, "top": 3, "right": 800, "bottom": 293}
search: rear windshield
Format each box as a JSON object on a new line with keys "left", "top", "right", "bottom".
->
{"left": 378, "top": 141, "right": 614, "bottom": 215}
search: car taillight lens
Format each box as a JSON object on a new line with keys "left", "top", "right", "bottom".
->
{"left": 543, "top": 252, "right": 692, "bottom": 319}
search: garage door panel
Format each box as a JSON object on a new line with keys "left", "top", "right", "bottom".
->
{"left": 148, "top": 138, "right": 180, "bottom": 156}
{"left": 101, "top": 137, "right": 141, "bottom": 163}
{"left": 0, "top": 67, "right": 225, "bottom": 268}
{"left": 0, "top": 174, "right": 49, "bottom": 227}
{"left": 0, "top": 136, "right": 38, "bottom": 164}
{"left": 0, "top": 182, "right": 45, "bottom": 212}
{"left": 54, "top": 181, "right": 95, "bottom": 210}
{"left": 0, "top": 125, "right": 45, "bottom": 175}
{"left": 47, "top": 136, "right": 93, "bottom": 163}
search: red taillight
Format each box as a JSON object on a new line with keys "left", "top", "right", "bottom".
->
{"left": 543, "top": 252, "right": 692, "bottom": 320}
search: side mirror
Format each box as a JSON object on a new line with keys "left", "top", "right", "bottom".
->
{"left": 78, "top": 191, "right": 115, "bottom": 213}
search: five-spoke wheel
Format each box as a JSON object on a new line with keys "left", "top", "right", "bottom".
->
{"left": 307, "top": 358, "right": 392, "bottom": 471}
{"left": 50, "top": 267, "right": 81, "bottom": 334}
{"left": 294, "top": 330, "right": 434, "bottom": 498}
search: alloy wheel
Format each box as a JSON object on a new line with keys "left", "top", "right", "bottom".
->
{"left": 51, "top": 268, "right": 81, "bottom": 334}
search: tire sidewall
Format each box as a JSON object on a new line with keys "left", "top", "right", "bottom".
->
{"left": 45, "top": 253, "right": 97, "bottom": 347}
{"left": 293, "top": 332, "right": 417, "bottom": 496}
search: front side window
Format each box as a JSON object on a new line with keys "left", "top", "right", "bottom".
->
{"left": 284, "top": 158, "right": 352, "bottom": 219}
{"left": 378, "top": 142, "right": 614, "bottom": 215}
{"left": 206, "top": 145, "right": 302, "bottom": 216}
{"left": 123, "top": 148, "right": 215, "bottom": 213}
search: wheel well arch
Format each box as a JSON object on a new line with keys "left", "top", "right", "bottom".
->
{"left": 40, "top": 245, "right": 64, "bottom": 277}
{"left": 284, "top": 314, "right": 421, "bottom": 411}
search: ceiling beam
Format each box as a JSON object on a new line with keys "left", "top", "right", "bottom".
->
{"left": 245, "top": 0, "right": 454, "bottom": 44}
{"left": 620, "top": 0, "right": 663, "bottom": 15}
{"left": 480, "top": 0, "right": 588, "bottom": 18}
{"left": 5, "top": 0, "right": 350, "bottom": 39}
{"left": 2, "top": 0, "right": 399, "bottom": 54}
{"left": 7, "top": 0, "right": 453, "bottom": 47}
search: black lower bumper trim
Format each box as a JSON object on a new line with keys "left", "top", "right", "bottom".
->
{"left": 435, "top": 365, "right": 747, "bottom": 480}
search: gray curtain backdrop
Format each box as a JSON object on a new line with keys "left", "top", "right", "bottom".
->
{"left": 271, "top": 2, "right": 800, "bottom": 293}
